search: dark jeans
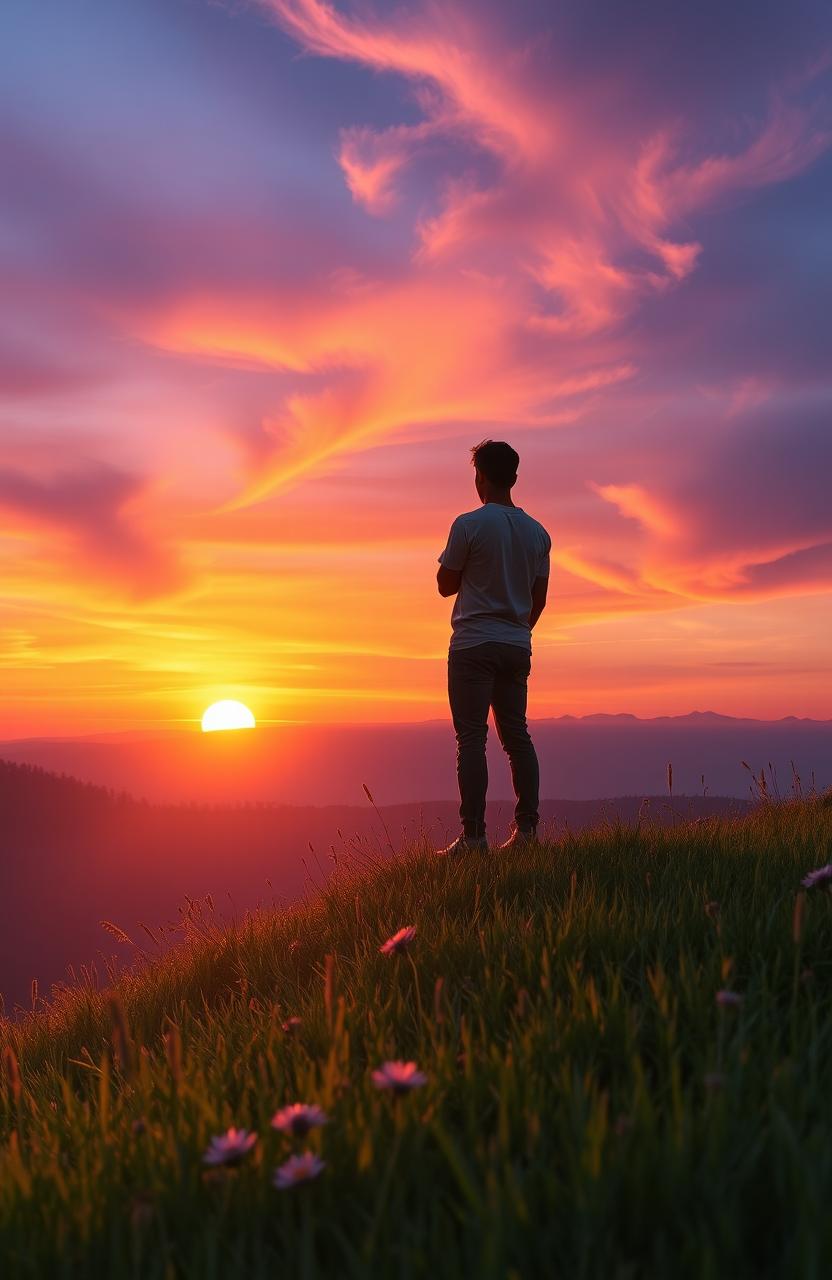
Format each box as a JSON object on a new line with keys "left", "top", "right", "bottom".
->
{"left": 448, "top": 641, "right": 540, "bottom": 838}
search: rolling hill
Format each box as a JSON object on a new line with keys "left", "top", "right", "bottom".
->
{"left": 1, "top": 795, "right": 831, "bottom": 1276}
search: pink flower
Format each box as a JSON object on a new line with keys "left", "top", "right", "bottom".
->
{"left": 282, "top": 1016, "right": 302, "bottom": 1034}
{"left": 802, "top": 863, "right": 832, "bottom": 890}
{"left": 715, "top": 990, "right": 743, "bottom": 1008}
{"left": 271, "top": 1103, "right": 328, "bottom": 1137}
{"left": 273, "top": 1151, "right": 326, "bottom": 1189}
{"left": 380, "top": 925, "right": 417, "bottom": 956}
{"left": 202, "top": 1128, "right": 258, "bottom": 1167}
{"left": 371, "top": 1060, "right": 428, "bottom": 1094}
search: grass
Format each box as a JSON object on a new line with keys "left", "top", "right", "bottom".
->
{"left": 2, "top": 797, "right": 832, "bottom": 1278}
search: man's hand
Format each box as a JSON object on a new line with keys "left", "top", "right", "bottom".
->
{"left": 437, "top": 565, "right": 462, "bottom": 597}
{"left": 529, "top": 575, "right": 548, "bottom": 629}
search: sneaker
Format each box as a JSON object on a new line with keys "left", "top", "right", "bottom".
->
{"left": 436, "top": 833, "right": 489, "bottom": 857}
{"left": 497, "top": 827, "right": 538, "bottom": 851}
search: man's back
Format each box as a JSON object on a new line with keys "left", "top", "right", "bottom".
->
{"left": 439, "top": 503, "right": 551, "bottom": 651}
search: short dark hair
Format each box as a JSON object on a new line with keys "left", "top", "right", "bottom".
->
{"left": 471, "top": 439, "right": 519, "bottom": 488}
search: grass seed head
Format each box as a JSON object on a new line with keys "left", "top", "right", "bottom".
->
{"left": 801, "top": 863, "right": 832, "bottom": 890}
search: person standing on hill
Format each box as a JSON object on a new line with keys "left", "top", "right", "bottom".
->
{"left": 436, "top": 440, "right": 551, "bottom": 854}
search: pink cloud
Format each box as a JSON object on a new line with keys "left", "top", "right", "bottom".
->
{"left": 584, "top": 397, "right": 832, "bottom": 606}
{"left": 0, "top": 465, "right": 184, "bottom": 599}
{"left": 338, "top": 121, "right": 438, "bottom": 213}
{"left": 264, "top": 0, "right": 550, "bottom": 165}
{"left": 259, "top": 0, "right": 831, "bottom": 360}
{"left": 626, "top": 96, "right": 831, "bottom": 274}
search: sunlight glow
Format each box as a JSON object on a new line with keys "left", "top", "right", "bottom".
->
{"left": 201, "top": 700, "right": 256, "bottom": 733}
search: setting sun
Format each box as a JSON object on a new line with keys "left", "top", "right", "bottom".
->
{"left": 201, "top": 700, "right": 256, "bottom": 733}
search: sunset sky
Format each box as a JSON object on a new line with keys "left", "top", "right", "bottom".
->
{"left": 2, "top": 0, "right": 831, "bottom": 735}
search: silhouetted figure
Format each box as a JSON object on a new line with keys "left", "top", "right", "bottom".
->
{"left": 436, "top": 440, "right": 551, "bottom": 854}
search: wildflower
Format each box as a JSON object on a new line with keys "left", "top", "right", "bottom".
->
{"left": 271, "top": 1103, "right": 328, "bottom": 1137}
{"left": 380, "top": 925, "right": 416, "bottom": 956}
{"left": 202, "top": 1128, "right": 258, "bottom": 1167}
{"left": 715, "top": 990, "right": 743, "bottom": 1008}
{"left": 704, "top": 1072, "right": 724, "bottom": 1091}
{"left": 273, "top": 1151, "right": 326, "bottom": 1189}
{"left": 801, "top": 863, "right": 832, "bottom": 890}
{"left": 371, "top": 1060, "right": 428, "bottom": 1094}
{"left": 282, "top": 1016, "right": 302, "bottom": 1035}
{"left": 704, "top": 900, "right": 720, "bottom": 920}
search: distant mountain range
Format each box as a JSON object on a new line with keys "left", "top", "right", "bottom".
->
{"left": 0, "top": 759, "right": 751, "bottom": 1013}
{"left": 1, "top": 713, "right": 829, "bottom": 806}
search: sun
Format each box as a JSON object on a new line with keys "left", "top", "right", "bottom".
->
{"left": 201, "top": 699, "right": 256, "bottom": 733}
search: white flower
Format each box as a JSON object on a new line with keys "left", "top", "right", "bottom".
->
{"left": 271, "top": 1103, "right": 328, "bottom": 1137}
{"left": 371, "top": 1060, "right": 428, "bottom": 1093}
{"left": 273, "top": 1151, "right": 326, "bottom": 1189}
{"left": 202, "top": 1128, "right": 258, "bottom": 1166}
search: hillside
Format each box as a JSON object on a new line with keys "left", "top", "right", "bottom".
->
{"left": 2, "top": 797, "right": 832, "bottom": 1277}
{"left": 0, "top": 760, "right": 747, "bottom": 1012}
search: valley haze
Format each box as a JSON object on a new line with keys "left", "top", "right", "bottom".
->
{"left": 2, "top": 712, "right": 829, "bottom": 805}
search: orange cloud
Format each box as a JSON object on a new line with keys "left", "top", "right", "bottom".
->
{"left": 592, "top": 483, "right": 681, "bottom": 539}
{"left": 146, "top": 272, "right": 636, "bottom": 505}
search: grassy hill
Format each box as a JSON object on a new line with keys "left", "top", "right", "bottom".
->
{"left": 0, "top": 756, "right": 749, "bottom": 1013}
{"left": 2, "top": 798, "right": 832, "bottom": 1278}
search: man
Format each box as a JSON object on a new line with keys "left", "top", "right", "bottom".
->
{"left": 436, "top": 439, "right": 551, "bottom": 854}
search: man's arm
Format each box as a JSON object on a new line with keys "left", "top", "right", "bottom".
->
{"left": 437, "top": 516, "right": 468, "bottom": 596}
{"left": 437, "top": 565, "right": 462, "bottom": 597}
{"left": 529, "top": 575, "right": 548, "bottom": 629}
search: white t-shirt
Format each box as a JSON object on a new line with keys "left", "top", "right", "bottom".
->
{"left": 438, "top": 503, "right": 551, "bottom": 652}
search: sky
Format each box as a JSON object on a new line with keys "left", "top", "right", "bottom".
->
{"left": 1, "top": 0, "right": 831, "bottom": 735}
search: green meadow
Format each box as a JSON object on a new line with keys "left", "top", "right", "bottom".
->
{"left": 2, "top": 797, "right": 832, "bottom": 1278}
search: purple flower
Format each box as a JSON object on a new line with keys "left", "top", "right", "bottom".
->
{"left": 202, "top": 1128, "right": 258, "bottom": 1167}
{"left": 715, "top": 990, "right": 743, "bottom": 1008}
{"left": 380, "top": 925, "right": 417, "bottom": 956}
{"left": 271, "top": 1103, "right": 328, "bottom": 1137}
{"left": 802, "top": 863, "right": 832, "bottom": 890}
{"left": 273, "top": 1151, "right": 326, "bottom": 1189}
{"left": 371, "top": 1060, "right": 428, "bottom": 1094}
